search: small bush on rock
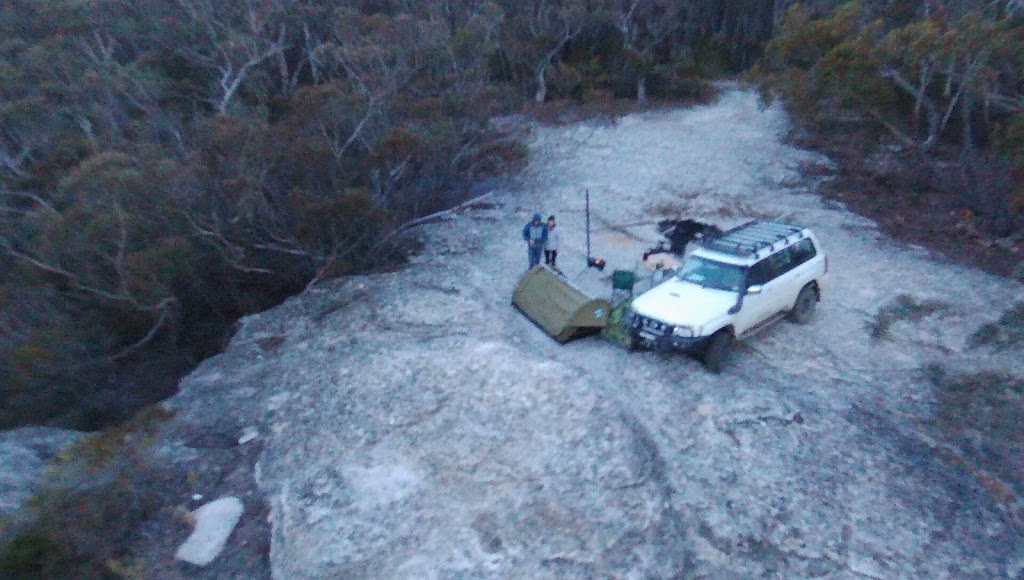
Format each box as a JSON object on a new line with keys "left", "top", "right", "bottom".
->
{"left": 970, "top": 302, "right": 1024, "bottom": 349}
{"left": 0, "top": 406, "right": 175, "bottom": 577}
{"left": 868, "top": 294, "right": 949, "bottom": 340}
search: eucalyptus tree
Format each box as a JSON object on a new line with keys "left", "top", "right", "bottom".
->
{"left": 611, "top": 0, "right": 685, "bottom": 103}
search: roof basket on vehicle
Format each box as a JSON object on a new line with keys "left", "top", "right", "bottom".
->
{"left": 701, "top": 221, "right": 804, "bottom": 258}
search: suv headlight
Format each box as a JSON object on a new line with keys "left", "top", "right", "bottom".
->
{"left": 672, "top": 326, "right": 694, "bottom": 337}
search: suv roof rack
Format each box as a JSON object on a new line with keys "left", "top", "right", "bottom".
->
{"left": 701, "top": 220, "right": 804, "bottom": 258}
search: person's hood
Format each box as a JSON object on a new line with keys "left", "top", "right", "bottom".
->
{"left": 532, "top": 213, "right": 542, "bottom": 222}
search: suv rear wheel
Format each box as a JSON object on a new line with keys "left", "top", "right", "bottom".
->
{"left": 703, "top": 329, "right": 732, "bottom": 373}
{"left": 788, "top": 284, "right": 817, "bottom": 324}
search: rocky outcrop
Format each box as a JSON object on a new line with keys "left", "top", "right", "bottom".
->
{"left": 161, "top": 87, "right": 1024, "bottom": 577}
{"left": 257, "top": 339, "right": 688, "bottom": 577}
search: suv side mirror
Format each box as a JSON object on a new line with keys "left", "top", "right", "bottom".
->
{"left": 746, "top": 285, "right": 763, "bottom": 295}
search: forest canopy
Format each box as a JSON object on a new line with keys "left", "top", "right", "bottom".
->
{"left": 1, "top": 0, "right": 1021, "bottom": 430}
{"left": 751, "top": 0, "right": 1024, "bottom": 240}
{"left": 0, "top": 0, "right": 764, "bottom": 429}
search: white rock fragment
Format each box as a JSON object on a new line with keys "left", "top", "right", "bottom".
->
{"left": 849, "top": 553, "right": 887, "bottom": 579}
{"left": 238, "top": 427, "right": 259, "bottom": 445}
{"left": 158, "top": 441, "right": 200, "bottom": 464}
{"left": 175, "top": 497, "right": 244, "bottom": 566}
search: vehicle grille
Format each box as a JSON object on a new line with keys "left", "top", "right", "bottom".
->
{"left": 632, "top": 314, "right": 673, "bottom": 336}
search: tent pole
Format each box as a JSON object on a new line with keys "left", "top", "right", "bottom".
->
{"left": 585, "top": 189, "right": 591, "bottom": 261}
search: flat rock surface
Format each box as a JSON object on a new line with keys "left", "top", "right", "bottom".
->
{"left": 169, "top": 86, "right": 1024, "bottom": 578}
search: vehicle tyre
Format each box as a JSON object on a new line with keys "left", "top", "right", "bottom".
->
{"left": 788, "top": 285, "right": 817, "bottom": 324}
{"left": 703, "top": 330, "right": 731, "bottom": 374}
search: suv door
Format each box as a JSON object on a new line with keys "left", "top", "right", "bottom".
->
{"left": 732, "top": 259, "right": 777, "bottom": 336}
{"left": 783, "top": 238, "right": 821, "bottom": 306}
{"left": 765, "top": 243, "right": 809, "bottom": 312}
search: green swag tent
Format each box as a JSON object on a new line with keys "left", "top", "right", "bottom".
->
{"left": 512, "top": 266, "right": 611, "bottom": 343}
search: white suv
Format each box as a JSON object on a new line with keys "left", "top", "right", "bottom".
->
{"left": 627, "top": 221, "right": 828, "bottom": 372}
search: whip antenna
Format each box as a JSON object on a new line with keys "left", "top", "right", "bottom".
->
{"left": 584, "top": 189, "right": 605, "bottom": 271}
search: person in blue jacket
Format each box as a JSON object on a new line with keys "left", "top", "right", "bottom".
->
{"left": 522, "top": 212, "right": 548, "bottom": 268}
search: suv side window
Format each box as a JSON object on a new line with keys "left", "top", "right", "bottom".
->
{"left": 767, "top": 247, "right": 794, "bottom": 277}
{"left": 788, "top": 238, "right": 817, "bottom": 268}
{"left": 747, "top": 259, "right": 774, "bottom": 286}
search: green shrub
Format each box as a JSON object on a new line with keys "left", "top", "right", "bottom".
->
{"left": 0, "top": 527, "right": 73, "bottom": 578}
{"left": 993, "top": 114, "right": 1024, "bottom": 158}
{"left": 56, "top": 405, "right": 174, "bottom": 470}
{"left": 970, "top": 301, "right": 1024, "bottom": 349}
{"left": 470, "top": 140, "right": 529, "bottom": 176}
{"left": 0, "top": 405, "right": 175, "bottom": 577}
{"left": 601, "top": 299, "right": 635, "bottom": 347}
{"left": 2, "top": 481, "right": 160, "bottom": 578}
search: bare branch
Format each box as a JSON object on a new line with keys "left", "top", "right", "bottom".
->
{"left": 106, "top": 301, "right": 176, "bottom": 362}
{"left": 0, "top": 144, "right": 31, "bottom": 177}
{"left": 937, "top": 52, "right": 988, "bottom": 136}
{"left": 986, "top": 91, "right": 1024, "bottom": 112}
{"left": 0, "top": 190, "right": 59, "bottom": 216}
{"left": 880, "top": 66, "right": 940, "bottom": 150}
{"left": 216, "top": 40, "right": 285, "bottom": 114}
{"left": 184, "top": 211, "right": 275, "bottom": 274}
{"left": 321, "top": 96, "right": 378, "bottom": 160}
{"left": 112, "top": 202, "right": 131, "bottom": 300}
{"left": 867, "top": 109, "right": 918, "bottom": 148}
{"left": 0, "top": 241, "right": 127, "bottom": 302}
{"left": 364, "top": 190, "right": 495, "bottom": 259}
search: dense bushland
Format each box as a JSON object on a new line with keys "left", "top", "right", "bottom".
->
{"left": 751, "top": 1, "right": 1024, "bottom": 248}
{"left": 2, "top": 0, "right": 789, "bottom": 429}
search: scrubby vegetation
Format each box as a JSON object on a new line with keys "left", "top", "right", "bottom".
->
{"left": 750, "top": 1, "right": 1024, "bottom": 276}
{"left": 2, "top": 0, "right": 778, "bottom": 430}
{"left": 0, "top": 406, "right": 174, "bottom": 577}
{"left": 867, "top": 293, "right": 950, "bottom": 340}
{"left": 971, "top": 300, "right": 1024, "bottom": 348}
{"left": 5, "top": 1, "right": 1015, "bottom": 431}
{"left": 751, "top": 2, "right": 1023, "bottom": 510}
{"left": 601, "top": 297, "right": 636, "bottom": 347}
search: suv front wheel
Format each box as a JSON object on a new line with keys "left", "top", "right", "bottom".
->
{"left": 702, "top": 329, "right": 732, "bottom": 373}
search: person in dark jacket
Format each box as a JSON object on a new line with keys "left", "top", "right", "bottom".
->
{"left": 522, "top": 212, "right": 548, "bottom": 268}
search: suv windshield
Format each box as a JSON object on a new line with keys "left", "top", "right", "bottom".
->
{"left": 676, "top": 256, "right": 745, "bottom": 292}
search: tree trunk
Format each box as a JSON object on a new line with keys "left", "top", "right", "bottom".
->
{"left": 534, "top": 63, "right": 548, "bottom": 104}
{"left": 961, "top": 90, "right": 974, "bottom": 155}
{"left": 880, "top": 67, "right": 941, "bottom": 150}
{"left": 637, "top": 74, "right": 648, "bottom": 105}
{"left": 277, "top": 47, "right": 291, "bottom": 96}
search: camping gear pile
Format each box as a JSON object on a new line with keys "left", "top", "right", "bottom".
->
{"left": 514, "top": 190, "right": 719, "bottom": 344}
